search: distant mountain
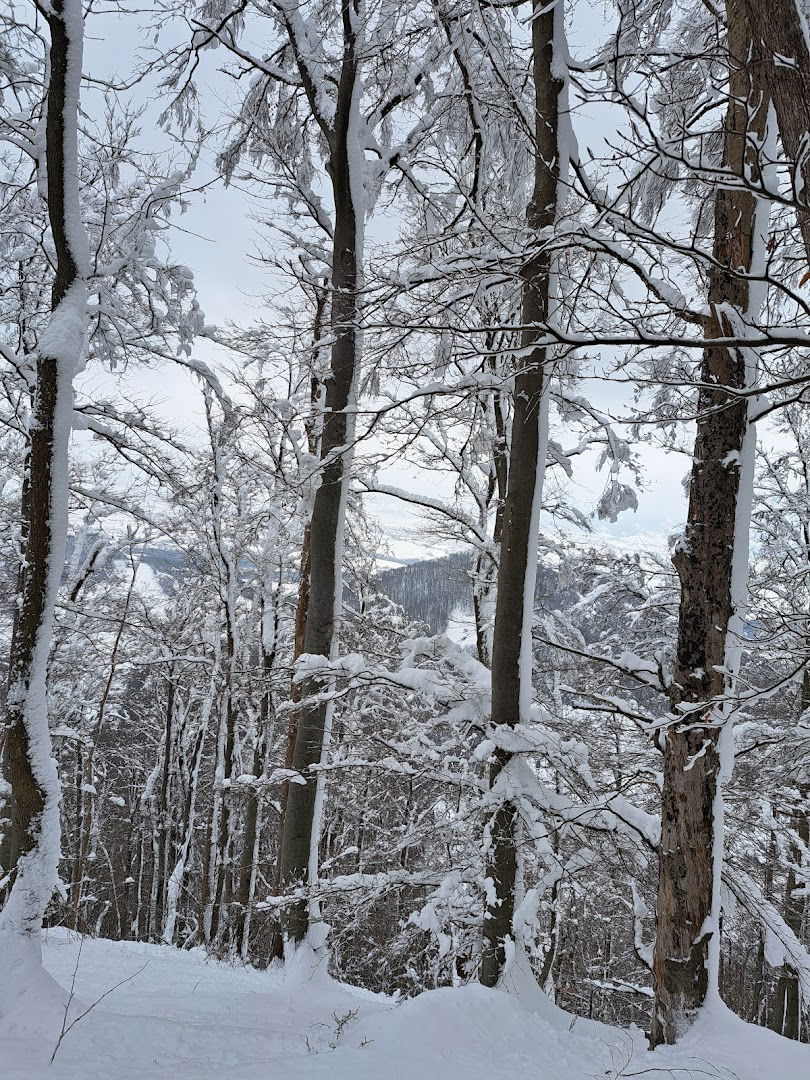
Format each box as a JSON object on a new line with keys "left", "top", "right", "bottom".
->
{"left": 376, "top": 551, "right": 579, "bottom": 635}
{"left": 376, "top": 552, "right": 473, "bottom": 634}
{"left": 64, "top": 535, "right": 580, "bottom": 640}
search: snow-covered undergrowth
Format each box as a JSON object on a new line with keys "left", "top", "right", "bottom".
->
{"left": 2, "top": 929, "right": 807, "bottom": 1079}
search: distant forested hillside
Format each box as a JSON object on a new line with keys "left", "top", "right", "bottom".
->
{"left": 376, "top": 550, "right": 580, "bottom": 635}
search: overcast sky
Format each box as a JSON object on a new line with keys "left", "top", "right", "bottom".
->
{"left": 74, "top": 3, "right": 689, "bottom": 564}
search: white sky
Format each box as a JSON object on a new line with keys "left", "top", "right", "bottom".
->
{"left": 75, "top": 2, "right": 689, "bottom": 563}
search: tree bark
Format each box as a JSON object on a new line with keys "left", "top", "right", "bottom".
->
{"left": 650, "top": 0, "right": 769, "bottom": 1044}
{"left": 235, "top": 592, "right": 277, "bottom": 957}
{"left": 741, "top": 0, "right": 810, "bottom": 263}
{"left": 771, "top": 673, "right": 809, "bottom": 1039}
{"left": 270, "top": 348, "right": 321, "bottom": 961}
{"left": 269, "top": 523, "right": 311, "bottom": 960}
{"left": 473, "top": 351, "right": 508, "bottom": 669}
{"left": 210, "top": 628, "right": 237, "bottom": 945}
{"left": 276, "top": 0, "right": 362, "bottom": 947}
{"left": 154, "top": 678, "right": 176, "bottom": 937}
{"left": 480, "top": 0, "right": 563, "bottom": 988}
{"left": 0, "top": 0, "right": 87, "bottom": 949}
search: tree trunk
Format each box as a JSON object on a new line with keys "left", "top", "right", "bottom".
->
{"left": 269, "top": 523, "right": 311, "bottom": 960}
{"left": 480, "top": 0, "right": 564, "bottom": 988}
{"left": 473, "top": 354, "right": 508, "bottom": 669}
{"left": 234, "top": 633, "right": 274, "bottom": 957}
{"left": 741, "top": 0, "right": 810, "bottom": 262}
{"left": 211, "top": 638, "right": 237, "bottom": 945}
{"left": 70, "top": 562, "right": 138, "bottom": 930}
{"left": 0, "top": 0, "right": 87, "bottom": 961}
{"left": 154, "top": 678, "right": 176, "bottom": 937}
{"left": 276, "top": 1, "right": 363, "bottom": 947}
{"left": 270, "top": 339, "right": 321, "bottom": 961}
{"left": 771, "top": 673, "right": 809, "bottom": 1039}
{"left": 751, "top": 823, "right": 776, "bottom": 1024}
{"left": 650, "top": 1, "right": 769, "bottom": 1044}
{"left": 163, "top": 699, "right": 209, "bottom": 946}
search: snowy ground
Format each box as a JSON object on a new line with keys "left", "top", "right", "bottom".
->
{"left": 1, "top": 929, "right": 807, "bottom": 1080}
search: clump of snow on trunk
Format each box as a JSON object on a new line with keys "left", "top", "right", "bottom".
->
{"left": 0, "top": 0, "right": 89, "bottom": 1023}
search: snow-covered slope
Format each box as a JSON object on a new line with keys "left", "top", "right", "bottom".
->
{"left": 2, "top": 930, "right": 807, "bottom": 1079}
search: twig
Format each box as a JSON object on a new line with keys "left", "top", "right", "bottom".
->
{"left": 50, "top": 958, "right": 149, "bottom": 1064}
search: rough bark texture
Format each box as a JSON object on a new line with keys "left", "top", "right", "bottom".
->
{"left": 741, "top": 0, "right": 810, "bottom": 262}
{"left": 0, "top": 0, "right": 81, "bottom": 912}
{"left": 480, "top": 0, "right": 561, "bottom": 988}
{"left": 650, "top": 1, "right": 767, "bottom": 1044}
{"left": 276, "top": 1, "right": 360, "bottom": 945}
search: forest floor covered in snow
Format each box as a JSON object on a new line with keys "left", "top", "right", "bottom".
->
{"left": 1, "top": 928, "right": 808, "bottom": 1079}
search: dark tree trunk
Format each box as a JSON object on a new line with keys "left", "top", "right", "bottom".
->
{"left": 742, "top": 0, "right": 810, "bottom": 262}
{"left": 0, "top": 0, "right": 85, "bottom": 937}
{"left": 269, "top": 523, "right": 310, "bottom": 960}
{"left": 650, "top": 1, "right": 768, "bottom": 1044}
{"left": 271, "top": 358, "right": 321, "bottom": 952}
{"left": 480, "top": 0, "right": 562, "bottom": 988}
{"left": 276, "top": 1, "right": 362, "bottom": 946}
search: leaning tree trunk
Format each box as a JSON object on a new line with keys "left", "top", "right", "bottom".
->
{"left": 276, "top": 5, "right": 363, "bottom": 947}
{"left": 0, "top": 0, "right": 87, "bottom": 973}
{"left": 480, "top": 0, "right": 565, "bottom": 988}
{"left": 650, "top": 0, "right": 770, "bottom": 1045}
{"left": 741, "top": 0, "right": 810, "bottom": 263}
